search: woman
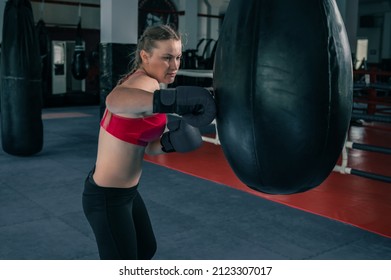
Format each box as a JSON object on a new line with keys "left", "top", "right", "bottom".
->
{"left": 82, "top": 25, "right": 215, "bottom": 260}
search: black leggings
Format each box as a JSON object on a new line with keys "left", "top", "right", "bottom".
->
{"left": 82, "top": 172, "right": 157, "bottom": 260}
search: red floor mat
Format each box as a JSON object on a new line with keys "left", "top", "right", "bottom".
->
{"left": 145, "top": 122, "right": 391, "bottom": 238}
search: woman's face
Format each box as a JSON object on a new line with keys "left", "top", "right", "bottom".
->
{"left": 141, "top": 39, "right": 182, "bottom": 84}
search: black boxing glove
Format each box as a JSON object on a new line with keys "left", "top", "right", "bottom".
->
{"left": 153, "top": 86, "right": 216, "bottom": 127}
{"left": 161, "top": 120, "right": 203, "bottom": 153}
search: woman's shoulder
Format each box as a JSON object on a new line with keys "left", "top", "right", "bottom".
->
{"left": 122, "top": 70, "right": 160, "bottom": 92}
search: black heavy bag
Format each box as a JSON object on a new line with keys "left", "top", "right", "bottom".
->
{"left": 213, "top": 0, "right": 353, "bottom": 194}
{"left": 36, "top": 19, "right": 51, "bottom": 103}
{"left": 1, "top": 0, "right": 43, "bottom": 156}
{"left": 0, "top": 43, "right": 2, "bottom": 112}
{"left": 71, "top": 18, "right": 88, "bottom": 80}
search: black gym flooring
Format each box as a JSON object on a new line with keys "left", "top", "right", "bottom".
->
{"left": 0, "top": 105, "right": 391, "bottom": 260}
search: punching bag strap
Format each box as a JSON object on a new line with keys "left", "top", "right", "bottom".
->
{"left": 71, "top": 3, "right": 88, "bottom": 80}
{"left": 75, "top": 4, "right": 83, "bottom": 46}
{"left": 75, "top": 18, "right": 84, "bottom": 51}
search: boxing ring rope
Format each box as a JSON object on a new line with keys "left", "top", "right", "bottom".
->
{"left": 177, "top": 69, "right": 220, "bottom": 145}
{"left": 344, "top": 113, "right": 391, "bottom": 182}
{"left": 346, "top": 141, "right": 391, "bottom": 155}
{"left": 333, "top": 139, "right": 391, "bottom": 183}
{"left": 351, "top": 112, "right": 391, "bottom": 123}
{"left": 177, "top": 69, "right": 213, "bottom": 79}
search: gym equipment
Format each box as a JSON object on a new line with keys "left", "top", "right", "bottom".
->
{"left": 351, "top": 112, "right": 391, "bottom": 123}
{"left": 71, "top": 6, "right": 88, "bottom": 80}
{"left": 161, "top": 120, "right": 203, "bottom": 153}
{"left": 0, "top": 43, "right": 2, "bottom": 112}
{"left": 214, "top": 0, "right": 353, "bottom": 194}
{"left": 1, "top": 0, "right": 43, "bottom": 156}
{"left": 36, "top": 19, "right": 51, "bottom": 104}
{"left": 175, "top": 69, "right": 217, "bottom": 144}
{"left": 334, "top": 140, "right": 391, "bottom": 183}
{"left": 335, "top": 110, "right": 391, "bottom": 183}
{"left": 153, "top": 86, "right": 216, "bottom": 127}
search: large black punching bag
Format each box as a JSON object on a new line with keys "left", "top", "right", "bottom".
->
{"left": 214, "top": 0, "right": 353, "bottom": 194}
{"left": 1, "top": 0, "right": 43, "bottom": 156}
{"left": 36, "top": 19, "right": 51, "bottom": 105}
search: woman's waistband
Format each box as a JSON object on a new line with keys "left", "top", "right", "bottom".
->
{"left": 83, "top": 168, "right": 138, "bottom": 196}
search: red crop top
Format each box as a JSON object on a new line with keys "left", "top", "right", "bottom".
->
{"left": 100, "top": 109, "right": 167, "bottom": 147}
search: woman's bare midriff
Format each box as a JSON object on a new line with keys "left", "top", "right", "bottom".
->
{"left": 93, "top": 128, "right": 146, "bottom": 188}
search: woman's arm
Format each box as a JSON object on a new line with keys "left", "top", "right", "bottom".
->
{"left": 105, "top": 86, "right": 154, "bottom": 115}
{"left": 144, "top": 139, "right": 165, "bottom": 156}
{"left": 105, "top": 74, "right": 160, "bottom": 116}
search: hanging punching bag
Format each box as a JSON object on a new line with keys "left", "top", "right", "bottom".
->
{"left": 1, "top": 0, "right": 43, "bottom": 156}
{"left": 0, "top": 44, "right": 2, "bottom": 113}
{"left": 213, "top": 0, "right": 353, "bottom": 194}
{"left": 71, "top": 18, "right": 88, "bottom": 80}
{"left": 36, "top": 19, "right": 51, "bottom": 105}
